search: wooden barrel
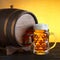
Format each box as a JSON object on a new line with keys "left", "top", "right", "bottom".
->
{"left": 0, "top": 8, "right": 38, "bottom": 47}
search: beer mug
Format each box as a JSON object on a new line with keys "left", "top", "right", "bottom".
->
{"left": 32, "top": 24, "right": 56, "bottom": 55}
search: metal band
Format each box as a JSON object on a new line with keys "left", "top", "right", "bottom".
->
{"left": 4, "top": 9, "right": 20, "bottom": 37}
{"left": 11, "top": 20, "right": 16, "bottom": 37}
{"left": 4, "top": 18, "right": 9, "bottom": 36}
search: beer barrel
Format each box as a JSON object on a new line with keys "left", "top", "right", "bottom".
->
{"left": 0, "top": 8, "right": 38, "bottom": 47}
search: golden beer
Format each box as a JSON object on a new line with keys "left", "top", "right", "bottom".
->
{"left": 33, "top": 30, "right": 49, "bottom": 55}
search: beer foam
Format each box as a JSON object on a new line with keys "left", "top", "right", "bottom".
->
{"left": 34, "top": 24, "right": 48, "bottom": 30}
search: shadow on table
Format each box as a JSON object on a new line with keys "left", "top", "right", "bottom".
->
{"left": 0, "top": 43, "right": 60, "bottom": 60}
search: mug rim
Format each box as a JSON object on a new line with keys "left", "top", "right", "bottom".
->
{"left": 34, "top": 24, "right": 49, "bottom": 30}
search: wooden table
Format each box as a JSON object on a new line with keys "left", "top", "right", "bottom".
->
{"left": 0, "top": 43, "right": 60, "bottom": 60}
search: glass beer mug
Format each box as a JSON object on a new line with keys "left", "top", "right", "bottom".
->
{"left": 32, "top": 24, "right": 56, "bottom": 55}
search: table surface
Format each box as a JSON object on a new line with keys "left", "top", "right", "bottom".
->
{"left": 0, "top": 43, "right": 60, "bottom": 60}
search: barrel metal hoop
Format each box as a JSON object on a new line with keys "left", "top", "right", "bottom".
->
{"left": 11, "top": 20, "right": 16, "bottom": 37}
{"left": 4, "top": 18, "right": 8, "bottom": 36}
{"left": 4, "top": 10, "right": 20, "bottom": 36}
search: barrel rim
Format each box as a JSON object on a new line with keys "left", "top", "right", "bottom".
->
{"left": 13, "top": 11, "right": 38, "bottom": 46}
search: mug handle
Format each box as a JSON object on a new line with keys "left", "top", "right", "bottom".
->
{"left": 48, "top": 32, "right": 57, "bottom": 50}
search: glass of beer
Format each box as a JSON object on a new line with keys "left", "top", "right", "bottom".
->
{"left": 32, "top": 24, "right": 56, "bottom": 55}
